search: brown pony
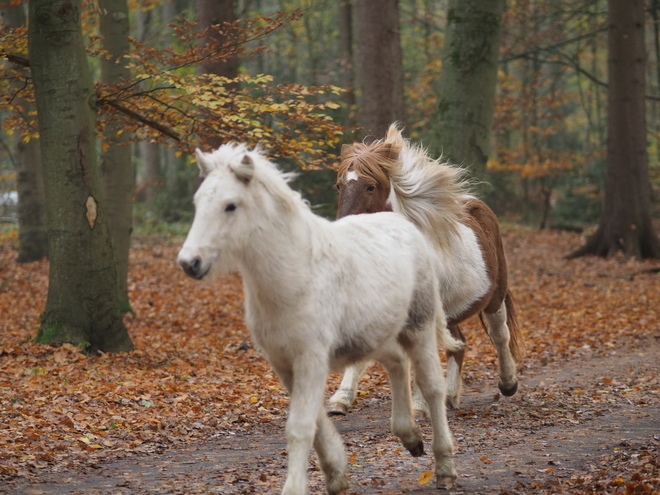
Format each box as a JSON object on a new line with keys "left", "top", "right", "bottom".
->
{"left": 328, "top": 124, "right": 525, "bottom": 413}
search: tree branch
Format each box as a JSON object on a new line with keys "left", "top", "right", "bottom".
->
{"left": 103, "top": 100, "right": 181, "bottom": 142}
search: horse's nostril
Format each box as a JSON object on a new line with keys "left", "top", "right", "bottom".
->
{"left": 180, "top": 255, "right": 208, "bottom": 280}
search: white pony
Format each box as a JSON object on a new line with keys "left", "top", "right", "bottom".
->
{"left": 178, "top": 143, "right": 463, "bottom": 494}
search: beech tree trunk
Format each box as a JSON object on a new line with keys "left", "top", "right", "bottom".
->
{"left": 569, "top": 0, "right": 660, "bottom": 259}
{"left": 29, "top": 0, "right": 134, "bottom": 353}
{"left": 339, "top": 0, "right": 357, "bottom": 128}
{"left": 99, "top": 0, "right": 134, "bottom": 313}
{"left": 354, "top": 0, "right": 406, "bottom": 140}
{"left": 431, "top": 0, "right": 505, "bottom": 176}
{"left": 1, "top": 2, "right": 48, "bottom": 262}
{"left": 196, "top": 0, "right": 238, "bottom": 79}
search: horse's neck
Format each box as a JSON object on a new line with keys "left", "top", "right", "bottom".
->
{"left": 238, "top": 208, "right": 323, "bottom": 308}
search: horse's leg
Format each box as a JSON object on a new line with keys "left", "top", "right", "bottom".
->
{"left": 411, "top": 372, "right": 430, "bottom": 420}
{"left": 378, "top": 344, "right": 424, "bottom": 456}
{"left": 403, "top": 331, "right": 457, "bottom": 489}
{"left": 313, "top": 408, "right": 349, "bottom": 495}
{"left": 277, "top": 356, "right": 330, "bottom": 495}
{"left": 327, "top": 360, "right": 370, "bottom": 416}
{"left": 484, "top": 303, "right": 518, "bottom": 396}
{"left": 445, "top": 324, "right": 466, "bottom": 409}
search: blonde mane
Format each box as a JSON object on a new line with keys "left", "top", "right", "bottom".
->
{"left": 382, "top": 124, "right": 472, "bottom": 250}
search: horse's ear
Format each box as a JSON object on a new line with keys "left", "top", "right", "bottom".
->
{"left": 195, "top": 149, "right": 213, "bottom": 178}
{"left": 340, "top": 144, "right": 353, "bottom": 160}
{"left": 233, "top": 154, "right": 255, "bottom": 183}
{"left": 380, "top": 142, "right": 400, "bottom": 161}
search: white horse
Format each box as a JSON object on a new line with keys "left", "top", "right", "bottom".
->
{"left": 177, "top": 143, "right": 463, "bottom": 494}
{"left": 330, "top": 124, "right": 525, "bottom": 415}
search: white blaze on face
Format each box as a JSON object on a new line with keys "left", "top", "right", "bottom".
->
{"left": 345, "top": 170, "right": 359, "bottom": 182}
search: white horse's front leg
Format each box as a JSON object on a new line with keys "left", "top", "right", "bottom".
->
{"left": 327, "top": 360, "right": 370, "bottom": 416}
{"left": 279, "top": 356, "right": 329, "bottom": 495}
{"left": 484, "top": 303, "right": 518, "bottom": 397}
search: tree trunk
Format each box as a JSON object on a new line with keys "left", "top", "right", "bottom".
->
{"left": 29, "top": 0, "right": 134, "bottom": 353}
{"left": 99, "top": 0, "right": 134, "bottom": 313}
{"left": 354, "top": 0, "right": 406, "bottom": 140}
{"left": 569, "top": 0, "right": 660, "bottom": 259}
{"left": 339, "top": 0, "right": 357, "bottom": 128}
{"left": 15, "top": 138, "right": 48, "bottom": 262}
{"left": 431, "top": 0, "right": 505, "bottom": 176}
{"left": 1, "top": 2, "right": 49, "bottom": 262}
{"left": 196, "top": 0, "right": 238, "bottom": 79}
{"left": 196, "top": 0, "right": 238, "bottom": 150}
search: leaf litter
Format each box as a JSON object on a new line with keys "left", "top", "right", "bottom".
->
{"left": 1, "top": 228, "right": 659, "bottom": 493}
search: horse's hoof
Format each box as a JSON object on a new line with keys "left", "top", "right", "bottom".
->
{"left": 446, "top": 396, "right": 460, "bottom": 410}
{"left": 408, "top": 441, "right": 425, "bottom": 457}
{"left": 436, "top": 475, "right": 456, "bottom": 490}
{"left": 327, "top": 403, "right": 348, "bottom": 416}
{"left": 499, "top": 380, "right": 518, "bottom": 397}
{"left": 328, "top": 474, "right": 349, "bottom": 495}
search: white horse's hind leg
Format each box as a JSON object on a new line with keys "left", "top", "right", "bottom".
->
{"left": 327, "top": 360, "right": 370, "bottom": 416}
{"left": 378, "top": 345, "right": 424, "bottom": 456}
{"left": 411, "top": 374, "right": 430, "bottom": 419}
{"left": 313, "top": 410, "right": 349, "bottom": 495}
{"left": 445, "top": 325, "right": 466, "bottom": 409}
{"left": 405, "top": 333, "right": 457, "bottom": 489}
{"left": 484, "top": 303, "right": 518, "bottom": 397}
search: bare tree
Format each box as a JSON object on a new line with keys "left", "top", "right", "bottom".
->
{"left": 569, "top": 0, "right": 660, "bottom": 259}
{"left": 29, "top": 0, "right": 133, "bottom": 352}
{"left": 430, "top": 0, "right": 505, "bottom": 176}
{"left": 354, "top": 0, "right": 406, "bottom": 140}
{"left": 99, "top": 0, "right": 134, "bottom": 312}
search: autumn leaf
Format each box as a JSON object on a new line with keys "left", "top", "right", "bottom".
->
{"left": 418, "top": 471, "right": 434, "bottom": 485}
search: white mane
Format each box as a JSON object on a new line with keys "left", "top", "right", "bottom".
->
{"left": 384, "top": 124, "right": 473, "bottom": 251}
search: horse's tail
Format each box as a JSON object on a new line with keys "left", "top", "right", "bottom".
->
{"left": 504, "top": 290, "right": 525, "bottom": 362}
{"left": 436, "top": 300, "right": 465, "bottom": 353}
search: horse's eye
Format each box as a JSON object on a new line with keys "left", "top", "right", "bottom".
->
{"left": 367, "top": 184, "right": 376, "bottom": 192}
{"left": 225, "top": 203, "right": 237, "bottom": 212}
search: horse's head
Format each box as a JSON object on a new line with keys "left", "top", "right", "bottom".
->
{"left": 178, "top": 145, "right": 258, "bottom": 280}
{"left": 335, "top": 141, "right": 400, "bottom": 219}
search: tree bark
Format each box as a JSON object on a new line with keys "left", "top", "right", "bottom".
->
{"left": 569, "top": 0, "right": 660, "bottom": 259}
{"left": 1, "top": 2, "right": 49, "bottom": 262}
{"left": 339, "top": 0, "right": 357, "bottom": 128}
{"left": 354, "top": 0, "right": 406, "bottom": 140}
{"left": 431, "top": 0, "right": 505, "bottom": 176}
{"left": 99, "top": 0, "right": 134, "bottom": 313}
{"left": 29, "top": 0, "right": 134, "bottom": 353}
{"left": 196, "top": 0, "right": 238, "bottom": 79}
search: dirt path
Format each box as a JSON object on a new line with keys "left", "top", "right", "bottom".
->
{"left": 5, "top": 336, "right": 660, "bottom": 495}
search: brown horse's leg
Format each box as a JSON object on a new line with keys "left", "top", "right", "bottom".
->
{"left": 445, "top": 325, "right": 466, "bottom": 409}
{"left": 483, "top": 302, "right": 518, "bottom": 397}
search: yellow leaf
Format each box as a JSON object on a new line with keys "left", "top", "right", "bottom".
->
{"left": 22, "top": 135, "right": 30, "bottom": 144}
{"left": 101, "top": 142, "right": 109, "bottom": 153}
{"left": 418, "top": 471, "right": 434, "bottom": 485}
{"left": 175, "top": 151, "right": 182, "bottom": 158}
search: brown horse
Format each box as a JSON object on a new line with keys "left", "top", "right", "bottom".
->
{"left": 328, "top": 124, "right": 525, "bottom": 413}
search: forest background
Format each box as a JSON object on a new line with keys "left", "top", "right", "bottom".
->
{"left": 1, "top": 0, "right": 658, "bottom": 233}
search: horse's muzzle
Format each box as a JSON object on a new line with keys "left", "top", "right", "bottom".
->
{"left": 179, "top": 255, "right": 209, "bottom": 280}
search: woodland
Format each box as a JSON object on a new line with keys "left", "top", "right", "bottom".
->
{"left": 0, "top": 0, "right": 660, "bottom": 493}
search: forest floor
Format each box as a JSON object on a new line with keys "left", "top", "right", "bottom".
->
{"left": 1, "top": 227, "right": 659, "bottom": 494}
